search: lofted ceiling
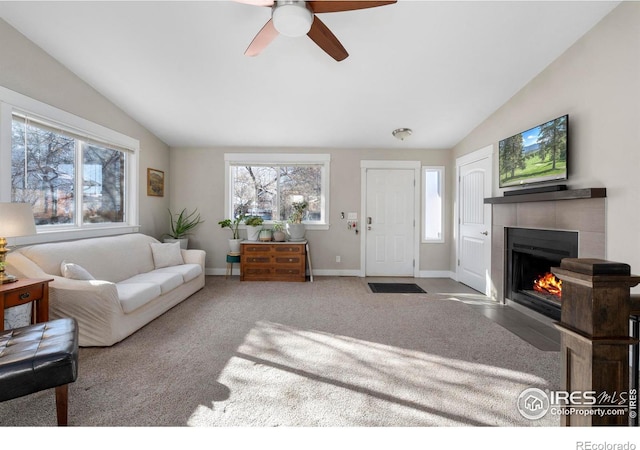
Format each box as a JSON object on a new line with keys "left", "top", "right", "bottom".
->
{"left": 0, "top": 1, "right": 620, "bottom": 150}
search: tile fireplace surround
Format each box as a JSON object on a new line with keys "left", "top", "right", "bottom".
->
{"left": 488, "top": 193, "right": 605, "bottom": 304}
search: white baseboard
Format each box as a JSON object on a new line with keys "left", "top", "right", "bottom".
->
{"left": 206, "top": 268, "right": 229, "bottom": 276}
{"left": 310, "top": 269, "right": 362, "bottom": 277}
{"left": 418, "top": 270, "right": 455, "bottom": 279}
{"left": 206, "top": 267, "right": 455, "bottom": 279}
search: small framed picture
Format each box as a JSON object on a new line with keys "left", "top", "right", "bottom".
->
{"left": 147, "top": 168, "right": 164, "bottom": 197}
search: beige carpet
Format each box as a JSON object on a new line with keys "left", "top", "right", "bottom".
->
{"left": 0, "top": 276, "right": 560, "bottom": 427}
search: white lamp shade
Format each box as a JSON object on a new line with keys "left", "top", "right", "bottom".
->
{"left": 0, "top": 203, "right": 37, "bottom": 238}
{"left": 272, "top": 2, "right": 313, "bottom": 37}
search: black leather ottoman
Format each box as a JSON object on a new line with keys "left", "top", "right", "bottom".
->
{"left": 0, "top": 318, "right": 78, "bottom": 426}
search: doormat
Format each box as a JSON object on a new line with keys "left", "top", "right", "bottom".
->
{"left": 368, "top": 283, "right": 427, "bottom": 294}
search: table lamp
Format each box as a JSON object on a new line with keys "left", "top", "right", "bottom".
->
{"left": 0, "top": 203, "right": 37, "bottom": 284}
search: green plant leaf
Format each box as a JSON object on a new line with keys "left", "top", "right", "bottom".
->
{"left": 166, "top": 208, "right": 204, "bottom": 239}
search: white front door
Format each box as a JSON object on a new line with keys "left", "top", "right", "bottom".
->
{"left": 364, "top": 169, "right": 415, "bottom": 276}
{"left": 457, "top": 148, "right": 492, "bottom": 294}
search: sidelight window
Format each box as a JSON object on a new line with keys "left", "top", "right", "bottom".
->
{"left": 422, "top": 166, "right": 444, "bottom": 243}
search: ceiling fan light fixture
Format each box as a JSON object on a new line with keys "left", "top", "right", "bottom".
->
{"left": 392, "top": 128, "right": 413, "bottom": 141}
{"left": 272, "top": 1, "right": 313, "bottom": 37}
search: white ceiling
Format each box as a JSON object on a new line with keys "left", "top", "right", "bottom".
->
{"left": 0, "top": 1, "right": 620, "bottom": 150}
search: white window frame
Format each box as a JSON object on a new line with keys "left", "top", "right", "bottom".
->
{"left": 224, "top": 153, "right": 331, "bottom": 231}
{"left": 0, "top": 86, "right": 140, "bottom": 245}
{"left": 422, "top": 166, "right": 445, "bottom": 243}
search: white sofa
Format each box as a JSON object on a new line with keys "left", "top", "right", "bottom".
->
{"left": 7, "top": 233, "right": 205, "bottom": 347}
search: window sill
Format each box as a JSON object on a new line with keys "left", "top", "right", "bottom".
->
{"left": 9, "top": 225, "right": 141, "bottom": 246}
{"left": 239, "top": 223, "right": 330, "bottom": 231}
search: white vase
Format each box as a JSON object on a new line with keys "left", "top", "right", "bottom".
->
{"left": 286, "top": 223, "right": 306, "bottom": 241}
{"left": 246, "top": 226, "right": 261, "bottom": 241}
{"left": 228, "top": 238, "right": 241, "bottom": 253}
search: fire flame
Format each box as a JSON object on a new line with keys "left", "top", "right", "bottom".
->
{"left": 533, "top": 272, "right": 562, "bottom": 297}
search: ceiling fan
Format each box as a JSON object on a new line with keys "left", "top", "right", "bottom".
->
{"left": 236, "top": 0, "right": 397, "bottom": 61}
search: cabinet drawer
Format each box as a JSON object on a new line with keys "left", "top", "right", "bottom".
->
{"left": 244, "top": 256, "right": 271, "bottom": 264}
{"left": 243, "top": 245, "right": 271, "bottom": 254}
{"left": 274, "top": 267, "right": 303, "bottom": 276}
{"left": 274, "top": 255, "right": 302, "bottom": 264}
{"left": 274, "top": 245, "right": 303, "bottom": 254}
{"left": 4, "top": 284, "right": 44, "bottom": 306}
{"left": 244, "top": 267, "right": 272, "bottom": 276}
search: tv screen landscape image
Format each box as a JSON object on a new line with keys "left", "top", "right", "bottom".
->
{"left": 499, "top": 114, "right": 568, "bottom": 188}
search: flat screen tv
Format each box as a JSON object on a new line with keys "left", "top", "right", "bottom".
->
{"left": 499, "top": 114, "right": 568, "bottom": 188}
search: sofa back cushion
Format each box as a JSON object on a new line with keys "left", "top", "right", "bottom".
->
{"left": 18, "top": 233, "right": 158, "bottom": 282}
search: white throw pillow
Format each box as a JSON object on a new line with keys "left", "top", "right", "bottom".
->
{"left": 150, "top": 242, "right": 184, "bottom": 269}
{"left": 60, "top": 260, "right": 95, "bottom": 280}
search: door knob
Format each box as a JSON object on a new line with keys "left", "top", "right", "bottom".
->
{"left": 481, "top": 231, "right": 489, "bottom": 236}
{"left": 367, "top": 217, "right": 372, "bottom": 225}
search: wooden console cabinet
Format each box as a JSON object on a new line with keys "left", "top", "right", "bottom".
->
{"left": 240, "top": 241, "right": 306, "bottom": 282}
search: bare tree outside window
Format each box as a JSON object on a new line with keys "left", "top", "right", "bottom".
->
{"left": 11, "top": 119, "right": 75, "bottom": 225}
{"left": 83, "top": 144, "right": 125, "bottom": 223}
{"left": 231, "top": 164, "right": 322, "bottom": 222}
{"left": 11, "top": 117, "right": 127, "bottom": 226}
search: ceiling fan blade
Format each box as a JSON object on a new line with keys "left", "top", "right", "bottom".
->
{"left": 245, "top": 19, "right": 279, "bottom": 57}
{"left": 308, "top": 1, "right": 396, "bottom": 14}
{"left": 307, "top": 16, "right": 348, "bottom": 61}
{"left": 233, "top": 0, "right": 274, "bottom": 6}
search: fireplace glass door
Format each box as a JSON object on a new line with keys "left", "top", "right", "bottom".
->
{"left": 506, "top": 228, "right": 578, "bottom": 320}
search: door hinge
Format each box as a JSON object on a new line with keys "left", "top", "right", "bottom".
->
{"left": 457, "top": 259, "right": 460, "bottom": 266}
{"left": 413, "top": 259, "right": 415, "bottom": 268}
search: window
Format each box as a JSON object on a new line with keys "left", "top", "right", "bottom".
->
{"left": 12, "top": 115, "right": 126, "bottom": 226}
{"left": 1, "top": 86, "right": 139, "bottom": 243}
{"left": 423, "top": 166, "right": 444, "bottom": 243}
{"left": 225, "top": 153, "right": 330, "bottom": 229}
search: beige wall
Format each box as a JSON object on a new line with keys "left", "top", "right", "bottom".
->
{"left": 5, "top": 2, "right": 636, "bottom": 280}
{"left": 0, "top": 19, "right": 171, "bottom": 238}
{"left": 170, "top": 147, "right": 453, "bottom": 274}
{"left": 451, "top": 2, "right": 640, "bottom": 278}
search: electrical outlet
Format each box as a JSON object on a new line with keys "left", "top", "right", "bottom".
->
{"left": 336, "top": 256, "right": 341, "bottom": 263}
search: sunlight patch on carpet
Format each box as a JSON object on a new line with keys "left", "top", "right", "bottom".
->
{"left": 195, "top": 320, "right": 558, "bottom": 426}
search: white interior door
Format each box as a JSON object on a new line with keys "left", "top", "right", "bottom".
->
{"left": 365, "top": 169, "right": 415, "bottom": 276}
{"left": 457, "top": 150, "right": 492, "bottom": 294}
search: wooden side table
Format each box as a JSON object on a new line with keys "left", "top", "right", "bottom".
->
{"left": 0, "top": 278, "right": 53, "bottom": 331}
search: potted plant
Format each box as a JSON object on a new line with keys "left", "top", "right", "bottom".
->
{"left": 286, "top": 201, "right": 308, "bottom": 241}
{"left": 272, "top": 221, "right": 286, "bottom": 242}
{"left": 218, "top": 215, "right": 244, "bottom": 253}
{"left": 244, "top": 216, "right": 263, "bottom": 241}
{"left": 164, "top": 208, "right": 204, "bottom": 249}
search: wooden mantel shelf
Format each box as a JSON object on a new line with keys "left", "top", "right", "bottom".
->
{"left": 484, "top": 187, "right": 606, "bottom": 204}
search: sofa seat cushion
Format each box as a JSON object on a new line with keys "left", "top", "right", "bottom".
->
{"left": 116, "top": 283, "right": 162, "bottom": 314}
{"left": 153, "top": 264, "right": 202, "bottom": 283}
{"left": 120, "top": 272, "right": 184, "bottom": 295}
